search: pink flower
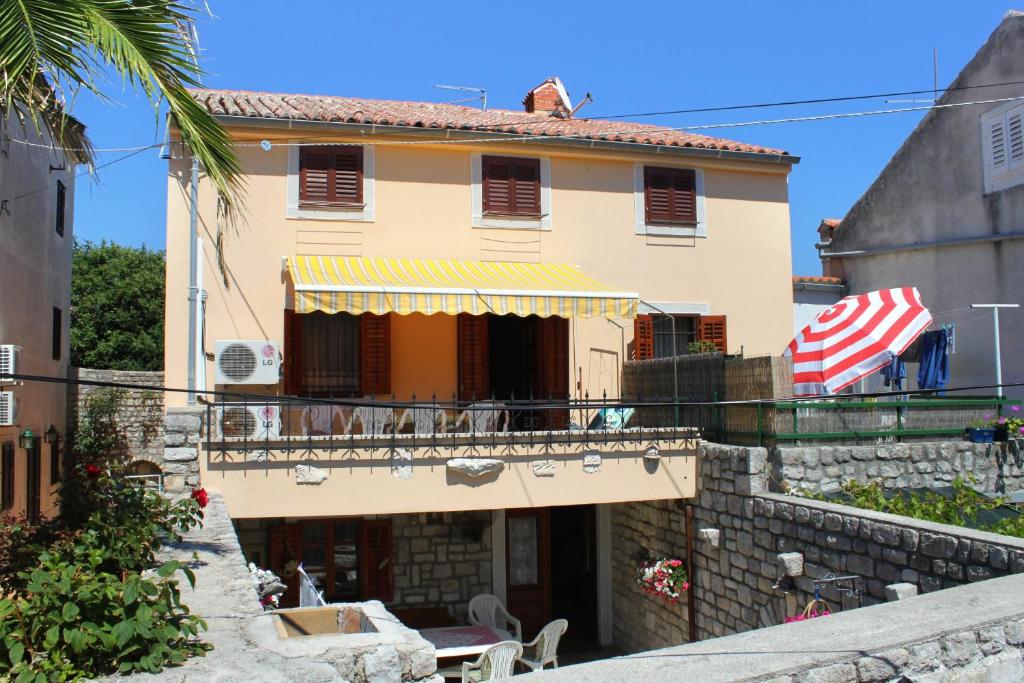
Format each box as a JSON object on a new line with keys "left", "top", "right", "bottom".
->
{"left": 999, "top": 417, "right": 1007, "bottom": 425}
{"left": 681, "top": 581, "right": 689, "bottom": 591}
{"left": 1019, "top": 426, "right": 1024, "bottom": 434}
{"left": 1012, "top": 405, "right": 1020, "bottom": 412}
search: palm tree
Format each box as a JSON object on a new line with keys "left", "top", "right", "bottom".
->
{"left": 0, "top": 0, "right": 242, "bottom": 215}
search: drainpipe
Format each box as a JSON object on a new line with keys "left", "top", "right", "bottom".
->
{"left": 187, "top": 153, "right": 199, "bottom": 405}
{"left": 677, "top": 500, "right": 698, "bottom": 642}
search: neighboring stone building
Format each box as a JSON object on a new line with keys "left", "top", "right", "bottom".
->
{"left": 821, "top": 11, "right": 1024, "bottom": 396}
{"left": 0, "top": 113, "right": 77, "bottom": 519}
{"left": 792, "top": 274, "right": 846, "bottom": 337}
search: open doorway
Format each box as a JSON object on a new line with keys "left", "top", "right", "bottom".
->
{"left": 506, "top": 505, "right": 599, "bottom": 651}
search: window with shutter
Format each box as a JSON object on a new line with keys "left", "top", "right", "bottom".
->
{"left": 1, "top": 441, "right": 13, "bottom": 510}
{"left": 535, "top": 316, "right": 569, "bottom": 429}
{"left": 360, "top": 520, "right": 394, "bottom": 602}
{"left": 1009, "top": 112, "right": 1023, "bottom": 167}
{"left": 299, "top": 146, "right": 363, "bottom": 208}
{"left": 55, "top": 180, "right": 66, "bottom": 236}
{"left": 982, "top": 103, "right": 1024, "bottom": 192}
{"left": 698, "top": 315, "right": 728, "bottom": 354}
{"left": 633, "top": 315, "right": 654, "bottom": 361}
{"left": 482, "top": 156, "right": 541, "bottom": 216}
{"left": 990, "top": 119, "right": 1007, "bottom": 170}
{"left": 52, "top": 307, "right": 62, "bottom": 361}
{"left": 644, "top": 166, "right": 697, "bottom": 225}
{"left": 457, "top": 314, "right": 490, "bottom": 401}
{"left": 283, "top": 309, "right": 303, "bottom": 395}
{"left": 359, "top": 313, "right": 391, "bottom": 396}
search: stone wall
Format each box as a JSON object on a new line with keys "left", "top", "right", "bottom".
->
{"left": 67, "top": 367, "right": 164, "bottom": 464}
{"left": 162, "top": 407, "right": 202, "bottom": 492}
{"left": 391, "top": 511, "right": 492, "bottom": 622}
{"left": 773, "top": 440, "right": 1024, "bottom": 495}
{"left": 609, "top": 441, "right": 1024, "bottom": 655}
{"left": 609, "top": 499, "right": 689, "bottom": 653}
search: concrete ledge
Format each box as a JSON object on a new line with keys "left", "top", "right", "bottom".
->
{"left": 528, "top": 571, "right": 1024, "bottom": 682}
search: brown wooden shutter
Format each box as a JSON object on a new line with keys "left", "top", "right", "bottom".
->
{"left": 633, "top": 315, "right": 654, "bottom": 360}
{"left": 359, "top": 313, "right": 391, "bottom": 396}
{"left": 457, "top": 313, "right": 490, "bottom": 401}
{"left": 482, "top": 156, "right": 540, "bottom": 216}
{"left": 644, "top": 167, "right": 697, "bottom": 225}
{"left": 698, "top": 315, "right": 728, "bottom": 354}
{"left": 536, "top": 316, "right": 569, "bottom": 429}
{"left": 300, "top": 147, "right": 363, "bottom": 207}
{"left": 1, "top": 441, "right": 13, "bottom": 510}
{"left": 283, "top": 309, "right": 304, "bottom": 395}
{"left": 269, "top": 524, "right": 299, "bottom": 607}
{"left": 360, "top": 519, "right": 394, "bottom": 602}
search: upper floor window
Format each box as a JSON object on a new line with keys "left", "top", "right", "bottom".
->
{"left": 55, "top": 180, "right": 66, "bottom": 237}
{"left": 52, "top": 307, "right": 62, "bottom": 361}
{"left": 634, "top": 164, "right": 706, "bottom": 238}
{"left": 482, "top": 156, "right": 541, "bottom": 216}
{"left": 471, "top": 153, "right": 551, "bottom": 230}
{"left": 982, "top": 102, "right": 1024, "bottom": 193}
{"left": 287, "top": 144, "right": 374, "bottom": 221}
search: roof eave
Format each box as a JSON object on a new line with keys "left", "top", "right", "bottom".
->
{"left": 202, "top": 115, "right": 800, "bottom": 166}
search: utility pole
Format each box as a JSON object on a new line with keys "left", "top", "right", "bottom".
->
{"left": 970, "top": 303, "right": 1019, "bottom": 397}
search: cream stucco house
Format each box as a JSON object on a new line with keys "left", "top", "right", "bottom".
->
{"left": 164, "top": 78, "right": 797, "bottom": 646}
{"left": 0, "top": 114, "right": 76, "bottom": 520}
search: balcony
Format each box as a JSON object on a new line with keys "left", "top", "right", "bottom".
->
{"left": 201, "top": 397, "right": 699, "bottom": 517}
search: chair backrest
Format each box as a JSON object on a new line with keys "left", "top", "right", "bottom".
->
{"left": 468, "top": 594, "right": 505, "bottom": 629}
{"left": 480, "top": 641, "right": 522, "bottom": 680}
{"left": 535, "top": 619, "right": 568, "bottom": 663}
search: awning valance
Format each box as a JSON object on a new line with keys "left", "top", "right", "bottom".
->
{"left": 287, "top": 256, "right": 639, "bottom": 319}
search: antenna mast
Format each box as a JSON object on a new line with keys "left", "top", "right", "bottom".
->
{"left": 434, "top": 84, "right": 487, "bottom": 110}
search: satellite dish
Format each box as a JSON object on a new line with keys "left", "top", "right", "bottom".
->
{"left": 260, "top": 140, "right": 272, "bottom": 152}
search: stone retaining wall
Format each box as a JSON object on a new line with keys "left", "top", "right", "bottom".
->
{"left": 162, "top": 407, "right": 202, "bottom": 492}
{"left": 392, "top": 511, "right": 492, "bottom": 622}
{"left": 773, "top": 440, "right": 1024, "bottom": 495}
{"left": 67, "top": 367, "right": 164, "bottom": 464}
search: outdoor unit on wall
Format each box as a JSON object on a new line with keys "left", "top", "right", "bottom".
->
{"left": 216, "top": 404, "right": 281, "bottom": 440}
{"left": 214, "top": 340, "right": 281, "bottom": 385}
{"left": 0, "top": 391, "right": 15, "bottom": 427}
{"left": 0, "top": 345, "right": 18, "bottom": 382}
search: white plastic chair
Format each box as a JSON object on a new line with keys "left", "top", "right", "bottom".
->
{"left": 462, "top": 640, "right": 522, "bottom": 682}
{"left": 456, "top": 403, "right": 510, "bottom": 434}
{"left": 517, "top": 619, "right": 567, "bottom": 672}
{"left": 468, "top": 594, "right": 522, "bottom": 641}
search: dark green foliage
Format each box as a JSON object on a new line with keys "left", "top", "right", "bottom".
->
{"left": 70, "top": 241, "right": 165, "bottom": 371}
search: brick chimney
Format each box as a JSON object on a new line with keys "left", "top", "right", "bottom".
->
{"left": 524, "top": 77, "right": 569, "bottom": 115}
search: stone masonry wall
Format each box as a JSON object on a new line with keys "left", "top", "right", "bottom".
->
{"left": 610, "top": 499, "right": 689, "bottom": 653}
{"left": 67, "top": 367, "right": 165, "bottom": 464}
{"left": 773, "top": 440, "right": 1024, "bottom": 496}
{"left": 611, "top": 442, "right": 1024, "bottom": 655}
{"left": 162, "top": 407, "right": 203, "bottom": 492}
{"left": 391, "top": 511, "right": 492, "bottom": 623}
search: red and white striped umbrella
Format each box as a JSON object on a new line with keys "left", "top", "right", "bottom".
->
{"left": 786, "top": 287, "right": 933, "bottom": 396}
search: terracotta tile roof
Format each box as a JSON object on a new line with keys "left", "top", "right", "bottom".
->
{"left": 792, "top": 275, "right": 845, "bottom": 286}
{"left": 820, "top": 218, "right": 841, "bottom": 228}
{"left": 190, "top": 88, "right": 791, "bottom": 157}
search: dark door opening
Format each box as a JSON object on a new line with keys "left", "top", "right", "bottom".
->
{"left": 506, "top": 505, "right": 599, "bottom": 650}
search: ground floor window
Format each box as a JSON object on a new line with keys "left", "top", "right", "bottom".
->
{"left": 652, "top": 314, "right": 698, "bottom": 358}
{"left": 634, "top": 313, "right": 728, "bottom": 360}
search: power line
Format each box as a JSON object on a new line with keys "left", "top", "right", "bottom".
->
{"left": 1, "top": 145, "right": 157, "bottom": 206}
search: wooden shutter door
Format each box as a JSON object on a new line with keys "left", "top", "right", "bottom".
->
{"left": 359, "top": 313, "right": 391, "bottom": 396}
{"left": 633, "top": 315, "right": 654, "bottom": 360}
{"left": 644, "top": 168, "right": 672, "bottom": 223}
{"left": 698, "top": 315, "right": 728, "bottom": 353}
{"left": 482, "top": 157, "right": 511, "bottom": 214}
{"left": 300, "top": 149, "right": 331, "bottom": 205}
{"left": 511, "top": 159, "right": 540, "bottom": 215}
{"left": 457, "top": 313, "right": 490, "bottom": 401}
{"left": 360, "top": 520, "right": 394, "bottom": 602}
{"left": 670, "top": 169, "right": 697, "bottom": 224}
{"left": 269, "top": 524, "right": 299, "bottom": 607}
{"left": 284, "top": 309, "right": 303, "bottom": 395}
{"left": 333, "top": 148, "right": 363, "bottom": 205}
{"left": 536, "top": 316, "right": 569, "bottom": 429}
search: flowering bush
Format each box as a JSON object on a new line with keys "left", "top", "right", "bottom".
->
{"left": 971, "top": 407, "right": 1024, "bottom": 437}
{"left": 248, "top": 562, "right": 286, "bottom": 610}
{"left": 636, "top": 557, "right": 689, "bottom": 603}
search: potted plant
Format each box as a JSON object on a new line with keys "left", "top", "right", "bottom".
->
{"left": 966, "top": 417, "right": 996, "bottom": 443}
{"left": 636, "top": 557, "right": 689, "bottom": 604}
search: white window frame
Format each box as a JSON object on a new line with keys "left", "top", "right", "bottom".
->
{"left": 286, "top": 144, "right": 375, "bottom": 221}
{"left": 633, "top": 163, "right": 707, "bottom": 237}
{"left": 470, "top": 153, "right": 552, "bottom": 230}
{"left": 981, "top": 100, "right": 1024, "bottom": 194}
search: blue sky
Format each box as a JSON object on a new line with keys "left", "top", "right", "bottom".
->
{"left": 70, "top": 1, "right": 1018, "bottom": 276}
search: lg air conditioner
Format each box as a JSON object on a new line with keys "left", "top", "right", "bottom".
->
{"left": 0, "top": 391, "right": 15, "bottom": 427}
{"left": 0, "top": 345, "right": 18, "bottom": 382}
{"left": 216, "top": 404, "right": 281, "bottom": 440}
{"left": 214, "top": 340, "right": 281, "bottom": 385}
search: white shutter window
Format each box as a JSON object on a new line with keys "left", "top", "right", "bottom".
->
{"left": 981, "top": 102, "right": 1024, "bottom": 193}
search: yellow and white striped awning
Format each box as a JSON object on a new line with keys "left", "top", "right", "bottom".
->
{"left": 287, "top": 256, "right": 638, "bottom": 319}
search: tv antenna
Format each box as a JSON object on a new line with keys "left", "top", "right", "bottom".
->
{"left": 887, "top": 48, "right": 940, "bottom": 104}
{"left": 435, "top": 84, "right": 487, "bottom": 110}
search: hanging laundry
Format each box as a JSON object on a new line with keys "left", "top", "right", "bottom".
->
{"left": 880, "top": 353, "right": 907, "bottom": 390}
{"left": 917, "top": 329, "right": 950, "bottom": 392}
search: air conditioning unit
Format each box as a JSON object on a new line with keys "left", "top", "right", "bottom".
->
{"left": 0, "top": 345, "right": 18, "bottom": 382}
{"left": 216, "top": 404, "right": 281, "bottom": 440}
{"left": 0, "top": 391, "right": 15, "bottom": 426}
{"left": 214, "top": 340, "right": 281, "bottom": 385}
